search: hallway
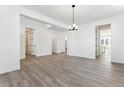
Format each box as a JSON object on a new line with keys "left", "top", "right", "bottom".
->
{"left": 0, "top": 53, "right": 124, "bottom": 87}
{"left": 96, "top": 50, "right": 111, "bottom": 64}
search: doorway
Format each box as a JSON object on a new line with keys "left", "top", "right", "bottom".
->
{"left": 25, "top": 28, "right": 34, "bottom": 58}
{"left": 95, "top": 24, "right": 111, "bottom": 63}
{"left": 64, "top": 36, "right": 68, "bottom": 54}
{"left": 52, "top": 32, "right": 57, "bottom": 54}
{"left": 52, "top": 32, "right": 68, "bottom": 54}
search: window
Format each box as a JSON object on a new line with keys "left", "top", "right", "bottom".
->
{"left": 101, "top": 39, "right": 104, "bottom": 44}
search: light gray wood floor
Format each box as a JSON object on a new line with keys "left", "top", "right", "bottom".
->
{"left": 0, "top": 53, "right": 124, "bottom": 87}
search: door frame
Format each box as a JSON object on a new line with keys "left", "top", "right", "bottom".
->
{"left": 24, "top": 27, "right": 35, "bottom": 57}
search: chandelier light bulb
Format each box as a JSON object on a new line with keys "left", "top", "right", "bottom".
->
{"left": 73, "top": 24, "right": 76, "bottom": 26}
{"left": 68, "top": 5, "right": 78, "bottom": 31}
{"left": 68, "top": 26, "right": 72, "bottom": 30}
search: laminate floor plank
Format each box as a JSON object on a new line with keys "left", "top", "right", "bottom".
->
{"left": 0, "top": 53, "right": 124, "bottom": 87}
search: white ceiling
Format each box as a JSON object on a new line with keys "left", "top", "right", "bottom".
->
{"left": 22, "top": 5, "right": 124, "bottom": 25}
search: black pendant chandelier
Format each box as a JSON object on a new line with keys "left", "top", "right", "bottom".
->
{"left": 68, "top": 5, "right": 78, "bottom": 31}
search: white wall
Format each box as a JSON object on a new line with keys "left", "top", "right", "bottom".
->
{"left": 0, "top": 6, "right": 20, "bottom": 74}
{"left": 68, "top": 24, "right": 95, "bottom": 59}
{"left": 111, "top": 15, "right": 124, "bottom": 63}
{"left": 20, "top": 16, "right": 52, "bottom": 59}
{"left": 68, "top": 14, "right": 124, "bottom": 63}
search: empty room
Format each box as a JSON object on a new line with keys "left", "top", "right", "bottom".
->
{"left": 1, "top": 4, "right": 124, "bottom": 88}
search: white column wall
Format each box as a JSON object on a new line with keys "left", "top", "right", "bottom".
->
{"left": 0, "top": 6, "right": 20, "bottom": 74}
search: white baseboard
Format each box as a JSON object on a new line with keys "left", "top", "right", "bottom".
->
{"left": 0, "top": 65, "right": 20, "bottom": 74}
{"left": 111, "top": 61, "right": 124, "bottom": 64}
{"left": 36, "top": 53, "right": 52, "bottom": 57}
